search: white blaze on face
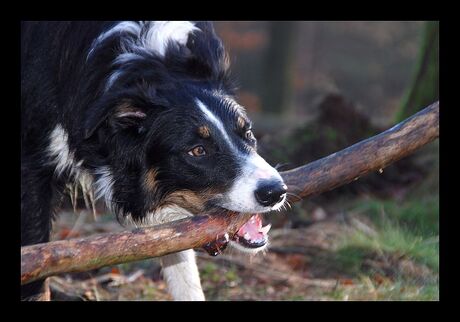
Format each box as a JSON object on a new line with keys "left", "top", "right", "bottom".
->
{"left": 195, "top": 98, "right": 238, "bottom": 153}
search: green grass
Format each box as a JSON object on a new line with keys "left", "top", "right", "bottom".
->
{"left": 333, "top": 246, "right": 373, "bottom": 275}
{"left": 322, "top": 277, "right": 439, "bottom": 301}
{"left": 337, "top": 221, "right": 438, "bottom": 272}
{"left": 352, "top": 196, "right": 439, "bottom": 237}
{"left": 331, "top": 194, "right": 439, "bottom": 300}
{"left": 201, "top": 262, "right": 222, "bottom": 283}
{"left": 342, "top": 195, "right": 439, "bottom": 271}
{"left": 142, "top": 285, "right": 159, "bottom": 300}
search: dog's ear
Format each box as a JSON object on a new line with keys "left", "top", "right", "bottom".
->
{"left": 109, "top": 103, "right": 147, "bottom": 130}
{"left": 84, "top": 101, "right": 147, "bottom": 139}
{"left": 182, "top": 21, "right": 233, "bottom": 92}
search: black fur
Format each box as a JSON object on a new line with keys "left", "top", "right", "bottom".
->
{"left": 21, "top": 21, "right": 257, "bottom": 300}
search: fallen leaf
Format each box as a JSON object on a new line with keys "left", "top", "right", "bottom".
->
{"left": 340, "top": 279, "right": 354, "bottom": 286}
{"left": 286, "top": 254, "right": 304, "bottom": 270}
{"left": 373, "top": 273, "right": 389, "bottom": 286}
{"left": 58, "top": 227, "right": 81, "bottom": 239}
{"left": 111, "top": 267, "right": 121, "bottom": 275}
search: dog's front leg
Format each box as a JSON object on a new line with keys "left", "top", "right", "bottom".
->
{"left": 121, "top": 201, "right": 206, "bottom": 301}
{"left": 142, "top": 206, "right": 205, "bottom": 300}
{"left": 160, "top": 249, "right": 205, "bottom": 301}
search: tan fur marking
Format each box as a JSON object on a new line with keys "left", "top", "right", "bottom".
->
{"left": 237, "top": 116, "right": 246, "bottom": 130}
{"left": 160, "top": 189, "right": 220, "bottom": 215}
{"left": 162, "top": 191, "right": 207, "bottom": 214}
{"left": 115, "top": 101, "right": 135, "bottom": 115}
{"left": 198, "top": 126, "right": 210, "bottom": 138}
{"left": 144, "top": 169, "right": 159, "bottom": 192}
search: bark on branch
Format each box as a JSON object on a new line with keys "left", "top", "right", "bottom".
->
{"left": 21, "top": 101, "right": 439, "bottom": 285}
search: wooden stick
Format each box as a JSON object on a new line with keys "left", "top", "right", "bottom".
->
{"left": 21, "top": 101, "right": 439, "bottom": 285}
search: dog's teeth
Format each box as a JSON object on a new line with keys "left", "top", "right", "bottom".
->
{"left": 223, "top": 233, "right": 229, "bottom": 242}
{"left": 244, "top": 232, "right": 251, "bottom": 240}
{"left": 259, "top": 224, "right": 272, "bottom": 235}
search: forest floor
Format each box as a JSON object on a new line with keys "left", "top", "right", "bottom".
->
{"left": 47, "top": 131, "right": 439, "bottom": 301}
{"left": 48, "top": 191, "right": 439, "bottom": 301}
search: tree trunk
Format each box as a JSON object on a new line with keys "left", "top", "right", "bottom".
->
{"left": 261, "top": 21, "right": 299, "bottom": 114}
{"left": 396, "top": 21, "right": 439, "bottom": 122}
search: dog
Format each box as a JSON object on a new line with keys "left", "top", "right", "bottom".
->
{"left": 21, "top": 21, "right": 287, "bottom": 301}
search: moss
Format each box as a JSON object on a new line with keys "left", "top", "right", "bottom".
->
{"left": 324, "top": 127, "right": 338, "bottom": 141}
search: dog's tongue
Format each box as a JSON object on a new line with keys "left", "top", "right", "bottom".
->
{"left": 236, "top": 214, "right": 271, "bottom": 243}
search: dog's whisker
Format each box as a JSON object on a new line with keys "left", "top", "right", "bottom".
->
{"left": 274, "top": 163, "right": 291, "bottom": 171}
{"left": 286, "top": 192, "right": 302, "bottom": 201}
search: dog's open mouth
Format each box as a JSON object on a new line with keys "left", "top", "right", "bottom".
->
{"left": 202, "top": 212, "right": 272, "bottom": 256}
{"left": 232, "top": 213, "right": 271, "bottom": 249}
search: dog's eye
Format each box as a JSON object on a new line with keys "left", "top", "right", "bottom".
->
{"left": 188, "top": 145, "right": 206, "bottom": 157}
{"left": 244, "top": 130, "right": 255, "bottom": 141}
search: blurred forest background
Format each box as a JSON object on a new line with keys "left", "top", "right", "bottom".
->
{"left": 50, "top": 21, "right": 439, "bottom": 301}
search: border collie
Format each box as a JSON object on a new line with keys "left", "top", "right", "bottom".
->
{"left": 21, "top": 21, "right": 287, "bottom": 301}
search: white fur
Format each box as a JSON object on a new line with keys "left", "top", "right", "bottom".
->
{"left": 161, "top": 249, "right": 205, "bottom": 301}
{"left": 48, "top": 125, "right": 98, "bottom": 212}
{"left": 48, "top": 125, "right": 76, "bottom": 176}
{"left": 48, "top": 126, "right": 115, "bottom": 210}
{"left": 93, "top": 166, "right": 115, "bottom": 212}
{"left": 87, "top": 21, "right": 141, "bottom": 60}
{"left": 220, "top": 153, "right": 285, "bottom": 213}
{"left": 142, "top": 21, "right": 199, "bottom": 57}
{"left": 100, "top": 21, "right": 199, "bottom": 91}
{"left": 229, "top": 240, "right": 269, "bottom": 254}
{"left": 137, "top": 204, "right": 194, "bottom": 227}
{"left": 48, "top": 125, "right": 94, "bottom": 188}
{"left": 114, "top": 52, "right": 144, "bottom": 65}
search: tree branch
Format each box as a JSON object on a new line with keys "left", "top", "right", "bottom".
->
{"left": 21, "top": 101, "right": 439, "bottom": 285}
{"left": 283, "top": 101, "right": 439, "bottom": 200}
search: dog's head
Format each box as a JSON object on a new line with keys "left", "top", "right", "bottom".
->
{"left": 84, "top": 21, "right": 287, "bottom": 252}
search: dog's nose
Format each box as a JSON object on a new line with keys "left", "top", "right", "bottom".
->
{"left": 254, "top": 180, "right": 287, "bottom": 207}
